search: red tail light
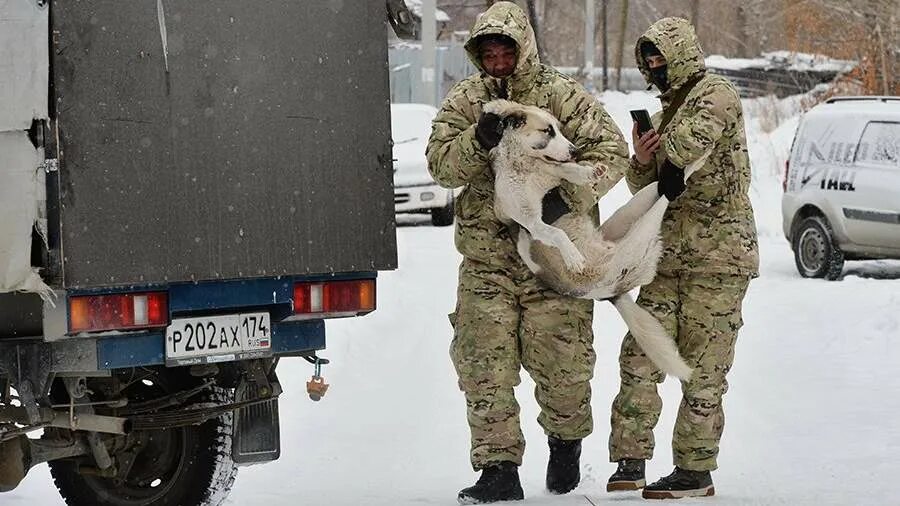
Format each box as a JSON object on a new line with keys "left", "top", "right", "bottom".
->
{"left": 293, "top": 279, "right": 376, "bottom": 316}
{"left": 69, "top": 292, "right": 169, "bottom": 333}
{"left": 782, "top": 160, "right": 790, "bottom": 191}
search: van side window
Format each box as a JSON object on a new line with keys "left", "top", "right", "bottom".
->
{"left": 855, "top": 122, "right": 900, "bottom": 167}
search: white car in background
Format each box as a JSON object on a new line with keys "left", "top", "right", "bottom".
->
{"left": 391, "top": 103, "right": 456, "bottom": 226}
{"left": 782, "top": 96, "right": 900, "bottom": 279}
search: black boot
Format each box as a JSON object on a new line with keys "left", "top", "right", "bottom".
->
{"left": 642, "top": 467, "right": 714, "bottom": 499}
{"left": 546, "top": 436, "right": 581, "bottom": 494}
{"left": 457, "top": 461, "right": 524, "bottom": 505}
{"left": 606, "top": 458, "right": 646, "bottom": 492}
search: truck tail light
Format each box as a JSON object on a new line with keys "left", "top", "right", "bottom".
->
{"left": 293, "top": 279, "right": 375, "bottom": 316}
{"left": 783, "top": 160, "right": 790, "bottom": 191}
{"left": 69, "top": 292, "right": 168, "bottom": 333}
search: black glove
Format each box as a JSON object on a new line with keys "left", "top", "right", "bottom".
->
{"left": 658, "top": 158, "right": 686, "bottom": 201}
{"left": 475, "top": 112, "right": 503, "bottom": 150}
{"left": 541, "top": 187, "right": 571, "bottom": 224}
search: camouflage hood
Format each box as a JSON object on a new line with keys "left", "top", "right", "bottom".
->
{"left": 463, "top": 1, "right": 540, "bottom": 95}
{"left": 635, "top": 17, "right": 706, "bottom": 94}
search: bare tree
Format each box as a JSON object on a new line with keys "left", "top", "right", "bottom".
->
{"left": 690, "top": 0, "right": 699, "bottom": 35}
{"left": 526, "top": 0, "right": 549, "bottom": 63}
{"left": 436, "top": 0, "right": 898, "bottom": 96}
{"left": 781, "top": 0, "right": 898, "bottom": 95}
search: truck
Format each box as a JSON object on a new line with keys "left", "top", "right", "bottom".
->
{"left": 0, "top": 1, "right": 414, "bottom": 504}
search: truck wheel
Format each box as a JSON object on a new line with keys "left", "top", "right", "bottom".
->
{"left": 49, "top": 374, "right": 237, "bottom": 506}
{"left": 431, "top": 199, "right": 454, "bottom": 227}
{"left": 792, "top": 216, "right": 844, "bottom": 280}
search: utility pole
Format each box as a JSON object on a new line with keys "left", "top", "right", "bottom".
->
{"left": 601, "top": 0, "right": 608, "bottom": 91}
{"left": 420, "top": 0, "right": 437, "bottom": 106}
{"left": 584, "top": 0, "right": 595, "bottom": 92}
{"left": 691, "top": 0, "right": 700, "bottom": 36}
{"left": 615, "top": 0, "right": 629, "bottom": 90}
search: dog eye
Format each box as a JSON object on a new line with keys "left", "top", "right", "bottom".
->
{"left": 544, "top": 127, "right": 556, "bottom": 138}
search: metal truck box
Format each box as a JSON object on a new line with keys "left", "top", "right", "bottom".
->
{"left": 51, "top": 0, "right": 398, "bottom": 289}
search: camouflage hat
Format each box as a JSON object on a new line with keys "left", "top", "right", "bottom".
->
{"left": 464, "top": 1, "right": 539, "bottom": 85}
{"left": 635, "top": 17, "right": 706, "bottom": 93}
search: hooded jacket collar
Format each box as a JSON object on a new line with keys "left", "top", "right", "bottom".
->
{"left": 635, "top": 17, "right": 706, "bottom": 101}
{"left": 464, "top": 1, "right": 540, "bottom": 99}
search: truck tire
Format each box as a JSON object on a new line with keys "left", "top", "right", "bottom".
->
{"left": 431, "top": 199, "right": 454, "bottom": 227}
{"left": 49, "top": 374, "right": 237, "bottom": 506}
{"left": 792, "top": 215, "right": 844, "bottom": 280}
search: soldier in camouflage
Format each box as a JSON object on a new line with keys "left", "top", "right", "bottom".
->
{"left": 605, "top": 18, "right": 759, "bottom": 500}
{"left": 425, "top": 2, "right": 629, "bottom": 503}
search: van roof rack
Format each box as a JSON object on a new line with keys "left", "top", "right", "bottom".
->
{"left": 825, "top": 96, "right": 900, "bottom": 104}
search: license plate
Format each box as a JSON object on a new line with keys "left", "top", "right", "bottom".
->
{"left": 165, "top": 312, "right": 272, "bottom": 365}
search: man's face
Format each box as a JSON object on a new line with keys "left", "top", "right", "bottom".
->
{"left": 479, "top": 40, "right": 517, "bottom": 78}
{"left": 645, "top": 54, "right": 667, "bottom": 69}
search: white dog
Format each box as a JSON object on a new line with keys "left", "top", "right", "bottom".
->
{"left": 484, "top": 99, "right": 709, "bottom": 381}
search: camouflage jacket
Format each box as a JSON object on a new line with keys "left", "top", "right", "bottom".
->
{"left": 628, "top": 18, "right": 759, "bottom": 277}
{"left": 426, "top": 1, "right": 629, "bottom": 268}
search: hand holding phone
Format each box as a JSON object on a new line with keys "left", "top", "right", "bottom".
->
{"left": 630, "top": 109, "right": 661, "bottom": 165}
{"left": 629, "top": 109, "right": 654, "bottom": 136}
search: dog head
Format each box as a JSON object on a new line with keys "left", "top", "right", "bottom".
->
{"left": 482, "top": 100, "right": 579, "bottom": 163}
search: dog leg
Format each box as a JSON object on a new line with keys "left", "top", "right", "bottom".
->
{"left": 524, "top": 219, "right": 586, "bottom": 272}
{"left": 600, "top": 183, "right": 663, "bottom": 242}
{"left": 597, "top": 198, "right": 669, "bottom": 293}
{"left": 516, "top": 228, "right": 543, "bottom": 275}
{"left": 544, "top": 162, "right": 596, "bottom": 186}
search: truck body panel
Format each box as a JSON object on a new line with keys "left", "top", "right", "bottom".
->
{"left": 52, "top": 1, "right": 397, "bottom": 289}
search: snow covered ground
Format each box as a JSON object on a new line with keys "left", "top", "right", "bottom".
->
{"left": 7, "top": 92, "right": 900, "bottom": 505}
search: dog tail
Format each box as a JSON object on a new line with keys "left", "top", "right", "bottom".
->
{"left": 610, "top": 294, "right": 692, "bottom": 381}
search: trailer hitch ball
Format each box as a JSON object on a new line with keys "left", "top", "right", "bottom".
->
{"left": 306, "top": 376, "right": 329, "bottom": 401}
{"left": 306, "top": 357, "right": 329, "bottom": 401}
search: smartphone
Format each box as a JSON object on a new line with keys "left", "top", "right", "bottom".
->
{"left": 629, "top": 109, "right": 654, "bottom": 137}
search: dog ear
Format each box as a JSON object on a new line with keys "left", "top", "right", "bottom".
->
{"left": 501, "top": 112, "right": 526, "bottom": 131}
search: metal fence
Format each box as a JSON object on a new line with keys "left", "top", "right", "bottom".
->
{"left": 389, "top": 42, "right": 652, "bottom": 105}
{"left": 388, "top": 44, "right": 843, "bottom": 103}
{"left": 389, "top": 42, "right": 476, "bottom": 106}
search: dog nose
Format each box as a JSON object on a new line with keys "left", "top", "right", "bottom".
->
{"left": 569, "top": 145, "right": 580, "bottom": 158}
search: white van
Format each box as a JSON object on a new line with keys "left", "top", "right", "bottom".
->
{"left": 782, "top": 96, "right": 900, "bottom": 279}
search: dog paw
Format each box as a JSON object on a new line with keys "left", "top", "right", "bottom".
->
{"left": 568, "top": 166, "right": 596, "bottom": 185}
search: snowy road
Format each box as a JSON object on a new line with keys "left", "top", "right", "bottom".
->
{"left": 13, "top": 214, "right": 900, "bottom": 506}
{"left": 7, "top": 94, "right": 900, "bottom": 505}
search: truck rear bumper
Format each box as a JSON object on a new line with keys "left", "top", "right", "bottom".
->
{"left": 2, "top": 317, "right": 325, "bottom": 374}
{"left": 2, "top": 272, "right": 374, "bottom": 372}
{"left": 95, "top": 319, "right": 325, "bottom": 370}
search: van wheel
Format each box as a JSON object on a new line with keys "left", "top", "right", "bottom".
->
{"left": 792, "top": 216, "right": 844, "bottom": 280}
{"left": 431, "top": 199, "right": 454, "bottom": 227}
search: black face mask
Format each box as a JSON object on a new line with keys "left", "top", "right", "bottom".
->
{"left": 650, "top": 65, "right": 670, "bottom": 92}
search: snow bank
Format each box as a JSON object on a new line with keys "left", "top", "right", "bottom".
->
{"left": 706, "top": 51, "right": 855, "bottom": 73}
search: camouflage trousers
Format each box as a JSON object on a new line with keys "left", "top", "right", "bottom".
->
{"left": 450, "top": 258, "right": 595, "bottom": 470}
{"left": 609, "top": 272, "right": 750, "bottom": 471}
